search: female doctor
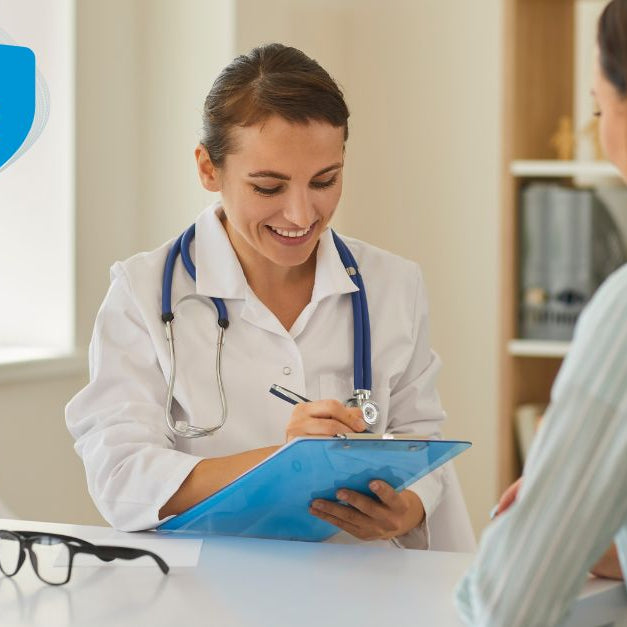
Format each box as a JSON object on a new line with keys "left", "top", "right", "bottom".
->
{"left": 66, "top": 43, "right": 474, "bottom": 550}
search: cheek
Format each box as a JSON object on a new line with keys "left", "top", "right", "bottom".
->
{"left": 318, "top": 182, "right": 343, "bottom": 217}
{"left": 600, "top": 110, "right": 627, "bottom": 165}
{"left": 599, "top": 114, "right": 617, "bottom": 160}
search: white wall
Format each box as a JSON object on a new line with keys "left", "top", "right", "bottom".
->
{"left": 0, "top": 1, "right": 503, "bottom": 536}
{"left": 135, "top": 0, "right": 235, "bottom": 250}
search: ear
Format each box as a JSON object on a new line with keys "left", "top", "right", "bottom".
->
{"left": 195, "top": 144, "right": 222, "bottom": 192}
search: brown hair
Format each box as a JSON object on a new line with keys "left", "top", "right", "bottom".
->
{"left": 200, "top": 43, "right": 349, "bottom": 167}
{"left": 598, "top": 0, "right": 627, "bottom": 96}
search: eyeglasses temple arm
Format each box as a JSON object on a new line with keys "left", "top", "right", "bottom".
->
{"left": 77, "top": 544, "right": 170, "bottom": 574}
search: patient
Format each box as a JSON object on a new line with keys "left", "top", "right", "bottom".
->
{"left": 456, "top": 1, "right": 627, "bottom": 624}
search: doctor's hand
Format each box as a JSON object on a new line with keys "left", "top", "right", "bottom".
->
{"left": 309, "top": 481, "right": 425, "bottom": 541}
{"left": 285, "top": 399, "right": 367, "bottom": 442}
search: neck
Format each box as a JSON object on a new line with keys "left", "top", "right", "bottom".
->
{"left": 222, "top": 216, "right": 317, "bottom": 304}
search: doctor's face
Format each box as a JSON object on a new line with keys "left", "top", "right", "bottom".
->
{"left": 197, "top": 115, "right": 345, "bottom": 270}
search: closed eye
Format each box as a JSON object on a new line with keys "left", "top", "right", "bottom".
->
{"left": 310, "top": 175, "right": 338, "bottom": 190}
{"left": 252, "top": 184, "right": 283, "bottom": 196}
{"left": 252, "top": 175, "right": 338, "bottom": 196}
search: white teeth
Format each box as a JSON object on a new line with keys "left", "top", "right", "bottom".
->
{"left": 269, "top": 225, "right": 312, "bottom": 238}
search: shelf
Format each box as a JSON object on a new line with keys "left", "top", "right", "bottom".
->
{"left": 507, "top": 340, "right": 570, "bottom": 358}
{"left": 510, "top": 160, "right": 621, "bottom": 178}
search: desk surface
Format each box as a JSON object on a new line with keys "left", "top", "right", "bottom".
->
{"left": 0, "top": 519, "right": 626, "bottom": 627}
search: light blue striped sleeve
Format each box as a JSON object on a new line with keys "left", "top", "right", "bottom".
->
{"left": 455, "top": 266, "right": 627, "bottom": 626}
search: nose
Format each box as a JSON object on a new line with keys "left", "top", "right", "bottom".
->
{"left": 282, "top": 186, "right": 317, "bottom": 228}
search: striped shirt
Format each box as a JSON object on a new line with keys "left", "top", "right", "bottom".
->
{"left": 455, "top": 264, "right": 627, "bottom": 626}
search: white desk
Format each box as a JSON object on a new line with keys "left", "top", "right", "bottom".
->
{"left": 1, "top": 519, "right": 626, "bottom": 627}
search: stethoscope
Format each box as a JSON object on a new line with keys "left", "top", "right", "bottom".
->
{"left": 161, "top": 223, "right": 379, "bottom": 438}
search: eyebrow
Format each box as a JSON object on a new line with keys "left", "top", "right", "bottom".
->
{"left": 247, "top": 163, "right": 343, "bottom": 180}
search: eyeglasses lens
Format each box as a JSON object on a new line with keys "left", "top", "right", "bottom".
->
{"left": 30, "top": 536, "right": 70, "bottom": 585}
{"left": 0, "top": 531, "right": 21, "bottom": 576}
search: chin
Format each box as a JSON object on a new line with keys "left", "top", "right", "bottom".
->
{"left": 271, "top": 251, "right": 314, "bottom": 268}
{"left": 268, "top": 243, "right": 318, "bottom": 267}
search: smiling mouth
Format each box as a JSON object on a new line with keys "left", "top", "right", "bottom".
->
{"left": 267, "top": 224, "right": 315, "bottom": 238}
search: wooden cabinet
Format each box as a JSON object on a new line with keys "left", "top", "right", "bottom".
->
{"left": 499, "top": 0, "right": 624, "bottom": 490}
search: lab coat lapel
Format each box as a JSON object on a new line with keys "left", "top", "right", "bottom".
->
{"left": 310, "top": 228, "right": 360, "bottom": 303}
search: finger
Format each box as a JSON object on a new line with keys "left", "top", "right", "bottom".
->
{"left": 309, "top": 506, "right": 373, "bottom": 540}
{"left": 368, "top": 481, "right": 406, "bottom": 513}
{"left": 335, "top": 489, "right": 396, "bottom": 528}
{"left": 496, "top": 477, "right": 522, "bottom": 516}
{"left": 309, "top": 509, "right": 374, "bottom": 540}
{"left": 301, "top": 400, "right": 366, "bottom": 432}
{"left": 286, "top": 417, "right": 364, "bottom": 439}
{"left": 310, "top": 499, "right": 374, "bottom": 530}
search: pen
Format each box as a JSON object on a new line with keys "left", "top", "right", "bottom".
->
{"left": 269, "top": 384, "right": 374, "bottom": 434}
{"left": 269, "top": 384, "right": 311, "bottom": 405}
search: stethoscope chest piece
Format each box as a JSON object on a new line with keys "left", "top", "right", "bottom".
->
{"left": 345, "top": 389, "right": 380, "bottom": 427}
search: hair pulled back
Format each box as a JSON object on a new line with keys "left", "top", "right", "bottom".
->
{"left": 201, "top": 43, "right": 349, "bottom": 167}
{"left": 598, "top": 0, "right": 627, "bottom": 96}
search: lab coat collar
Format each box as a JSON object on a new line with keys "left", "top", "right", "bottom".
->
{"left": 311, "top": 227, "right": 359, "bottom": 303}
{"left": 194, "top": 203, "right": 248, "bottom": 300}
{"left": 194, "top": 202, "right": 358, "bottom": 303}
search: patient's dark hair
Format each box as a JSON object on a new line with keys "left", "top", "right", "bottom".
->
{"left": 598, "top": 0, "right": 627, "bottom": 96}
{"left": 200, "top": 43, "right": 349, "bottom": 167}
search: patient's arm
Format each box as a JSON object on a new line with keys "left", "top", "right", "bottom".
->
{"left": 496, "top": 479, "right": 624, "bottom": 581}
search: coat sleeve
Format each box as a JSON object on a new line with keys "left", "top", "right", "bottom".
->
{"left": 66, "top": 264, "right": 204, "bottom": 531}
{"left": 386, "top": 264, "right": 448, "bottom": 549}
{"left": 455, "top": 268, "right": 627, "bottom": 626}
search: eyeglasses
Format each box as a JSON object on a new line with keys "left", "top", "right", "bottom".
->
{"left": 0, "top": 530, "right": 169, "bottom": 586}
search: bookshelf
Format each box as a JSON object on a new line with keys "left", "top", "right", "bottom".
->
{"left": 498, "top": 0, "right": 625, "bottom": 490}
{"left": 510, "top": 160, "right": 620, "bottom": 178}
{"left": 506, "top": 340, "right": 570, "bottom": 359}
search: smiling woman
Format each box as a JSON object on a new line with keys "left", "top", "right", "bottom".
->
{"left": 65, "top": 43, "right": 474, "bottom": 552}
{"left": 196, "top": 116, "right": 345, "bottom": 329}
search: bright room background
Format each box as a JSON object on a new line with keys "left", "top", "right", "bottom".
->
{"left": 0, "top": 0, "right": 504, "bottom": 535}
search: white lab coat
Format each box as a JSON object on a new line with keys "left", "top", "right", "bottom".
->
{"left": 66, "top": 204, "right": 475, "bottom": 551}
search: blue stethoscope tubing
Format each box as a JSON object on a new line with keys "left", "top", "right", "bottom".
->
{"left": 331, "top": 230, "right": 372, "bottom": 392}
{"left": 161, "top": 223, "right": 375, "bottom": 438}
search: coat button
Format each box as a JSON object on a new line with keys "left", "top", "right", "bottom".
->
{"left": 283, "top": 366, "right": 292, "bottom": 375}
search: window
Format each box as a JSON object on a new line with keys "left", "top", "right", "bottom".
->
{"left": 0, "top": 0, "right": 75, "bottom": 363}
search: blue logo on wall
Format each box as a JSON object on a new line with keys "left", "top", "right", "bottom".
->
{"left": 0, "top": 44, "right": 36, "bottom": 169}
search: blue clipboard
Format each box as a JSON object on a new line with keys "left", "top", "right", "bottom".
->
{"left": 157, "top": 435, "right": 471, "bottom": 542}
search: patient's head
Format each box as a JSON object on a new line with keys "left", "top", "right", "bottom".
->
{"left": 595, "top": 0, "right": 627, "bottom": 177}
